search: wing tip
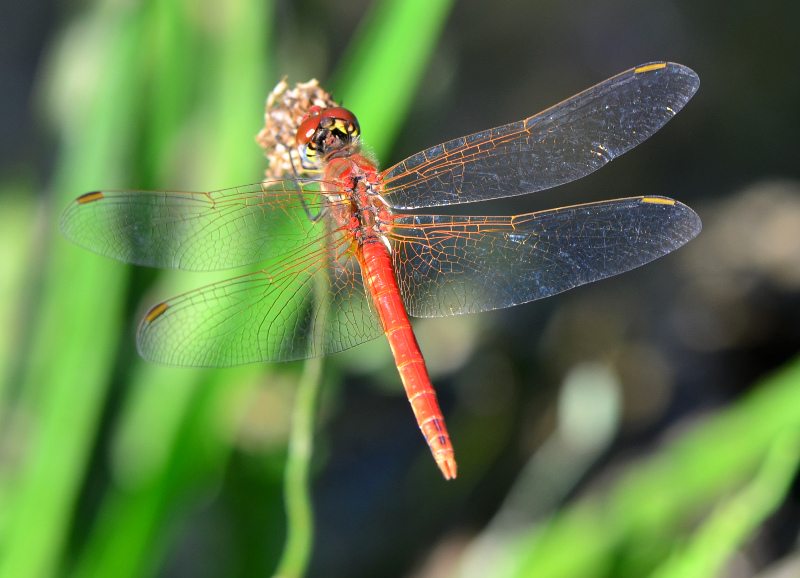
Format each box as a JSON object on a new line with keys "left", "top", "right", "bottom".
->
{"left": 640, "top": 196, "right": 703, "bottom": 239}
{"left": 634, "top": 61, "right": 700, "bottom": 94}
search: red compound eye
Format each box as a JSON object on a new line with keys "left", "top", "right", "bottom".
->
{"left": 296, "top": 114, "right": 322, "bottom": 146}
{"left": 321, "top": 107, "right": 357, "bottom": 125}
{"left": 295, "top": 107, "right": 359, "bottom": 146}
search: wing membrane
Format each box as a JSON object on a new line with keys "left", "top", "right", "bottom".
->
{"left": 381, "top": 62, "right": 699, "bottom": 209}
{"left": 137, "top": 238, "right": 383, "bottom": 367}
{"left": 390, "top": 196, "right": 701, "bottom": 317}
{"left": 61, "top": 180, "right": 345, "bottom": 271}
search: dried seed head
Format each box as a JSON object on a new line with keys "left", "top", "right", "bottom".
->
{"left": 256, "top": 77, "right": 338, "bottom": 179}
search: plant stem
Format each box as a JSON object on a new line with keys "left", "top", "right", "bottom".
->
{"left": 274, "top": 356, "right": 324, "bottom": 578}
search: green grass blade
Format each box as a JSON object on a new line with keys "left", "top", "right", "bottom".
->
{"left": 649, "top": 432, "right": 800, "bottom": 578}
{"left": 68, "top": 0, "right": 274, "bottom": 575}
{"left": 0, "top": 180, "right": 36, "bottom": 407}
{"left": 70, "top": 365, "right": 264, "bottom": 578}
{"left": 0, "top": 6, "right": 149, "bottom": 577}
{"left": 498, "top": 354, "right": 800, "bottom": 578}
{"left": 329, "top": 0, "right": 457, "bottom": 160}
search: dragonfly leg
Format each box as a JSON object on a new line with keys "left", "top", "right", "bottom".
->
{"left": 283, "top": 141, "right": 320, "bottom": 175}
{"left": 301, "top": 197, "right": 327, "bottom": 223}
{"left": 273, "top": 142, "right": 328, "bottom": 223}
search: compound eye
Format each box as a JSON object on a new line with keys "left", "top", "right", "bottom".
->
{"left": 296, "top": 114, "right": 322, "bottom": 146}
{"left": 295, "top": 106, "right": 360, "bottom": 146}
{"left": 321, "top": 107, "right": 358, "bottom": 125}
{"left": 323, "top": 107, "right": 360, "bottom": 136}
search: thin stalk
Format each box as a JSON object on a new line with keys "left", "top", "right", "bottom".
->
{"left": 274, "top": 356, "right": 324, "bottom": 578}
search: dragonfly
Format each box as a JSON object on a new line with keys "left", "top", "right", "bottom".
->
{"left": 62, "top": 62, "right": 701, "bottom": 480}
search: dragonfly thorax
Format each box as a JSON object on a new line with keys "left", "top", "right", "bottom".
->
{"left": 324, "top": 156, "right": 394, "bottom": 249}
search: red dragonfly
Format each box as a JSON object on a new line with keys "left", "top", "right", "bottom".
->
{"left": 62, "top": 62, "right": 701, "bottom": 479}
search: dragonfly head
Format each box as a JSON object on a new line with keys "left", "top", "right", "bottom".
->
{"left": 296, "top": 106, "right": 360, "bottom": 165}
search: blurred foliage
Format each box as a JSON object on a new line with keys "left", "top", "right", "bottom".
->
{"left": 1, "top": 0, "right": 800, "bottom": 577}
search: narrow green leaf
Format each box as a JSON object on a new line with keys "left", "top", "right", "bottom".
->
{"left": 0, "top": 7, "right": 148, "bottom": 577}
{"left": 504, "top": 355, "right": 800, "bottom": 578}
{"left": 329, "top": 0, "right": 457, "bottom": 160}
{"left": 650, "top": 433, "right": 800, "bottom": 578}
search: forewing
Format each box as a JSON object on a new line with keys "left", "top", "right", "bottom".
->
{"left": 137, "top": 239, "right": 383, "bottom": 367}
{"left": 61, "top": 180, "right": 341, "bottom": 271}
{"left": 380, "top": 62, "right": 699, "bottom": 209}
{"left": 390, "top": 197, "right": 701, "bottom": 317}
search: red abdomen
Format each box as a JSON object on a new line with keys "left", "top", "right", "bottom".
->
{"left": 359, "top": 238, "right": 457, "bottom": 479}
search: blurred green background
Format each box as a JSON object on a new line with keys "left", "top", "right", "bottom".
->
{"left": 2, "top": 0, "right": 800, "bottom": 577}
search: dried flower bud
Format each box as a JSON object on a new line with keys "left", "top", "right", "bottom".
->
{"left": 256, "top": 77, "right": 338, "bottom": 179}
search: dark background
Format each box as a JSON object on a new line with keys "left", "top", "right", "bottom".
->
{"left": 2, "top": 0, "right": 800, "bottom": 577}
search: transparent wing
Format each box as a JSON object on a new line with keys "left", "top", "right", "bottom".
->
{"left": 389, "top": 196, "right": 701, "bottom": 317}
{"left": 137, "top": 237, "right": 383, "bottom": 367}
{"left": 380, "top": 62, "right": 699, "bottom": 209}
{"left": 60, "top": 179, "right": 346, "bottom": 271}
